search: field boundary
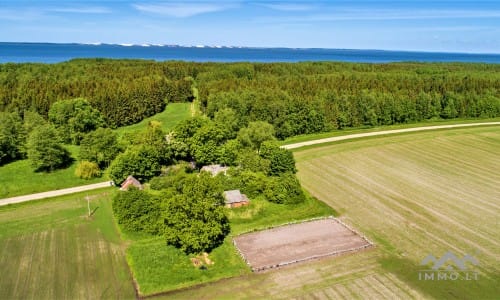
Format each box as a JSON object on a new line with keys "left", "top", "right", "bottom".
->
{"left": 282, "top": 122, "right": 500, "bottom": 150}
{"left": 233, "top": 216, "right": 374, "bottom": 272}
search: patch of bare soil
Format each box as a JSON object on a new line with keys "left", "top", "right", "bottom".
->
{"left": 233, "top": 218, "right": 372, "bottom": 272}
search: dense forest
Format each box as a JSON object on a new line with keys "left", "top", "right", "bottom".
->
{"left": 0, "top": 59, "right": 195, "bottom": 127}
{"left": 197, "top": 62, "right": 500, "bottom": 138}
{"left": 1, "top": 60, "right": 499, "bottom": 166}
{"left": 1, "top": 60, "right": 499, "bottom": 137}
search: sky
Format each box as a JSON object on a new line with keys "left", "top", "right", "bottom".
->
{"left": 0, "top": 1, "right": 499, "bottom": 53}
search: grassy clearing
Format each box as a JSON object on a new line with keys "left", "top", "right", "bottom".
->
{"left": 228, "top": 195, "right": 336, "bottom": 235}
{"left": 0, "top": 146, "right": 105, "bottom": 199}
{"left": 0, "top": 189, "right": 135, "bottom": 299}
{"left": 114, "top": 102, "right": 191, "bottom": 137}
{"left": 157, "top": 125, "right": 499, "bottom": 299}
{"left": 127, "top": 238, "right": 249, "bottom": 296}
{"left": 280, "top": 117, "right": 500, "bottom": 145}
{"left": 124, "top": 194, "right": 335, "bottom": 297}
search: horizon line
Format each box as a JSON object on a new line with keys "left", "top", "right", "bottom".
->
{"left": 1, "top": 41, "right": 499, "bottom": 56}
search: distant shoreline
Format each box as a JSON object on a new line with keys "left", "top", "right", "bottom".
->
{"left": 1, "top": 42, "right": 499, "bottom": 64}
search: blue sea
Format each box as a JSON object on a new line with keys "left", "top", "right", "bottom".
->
{"left": 1, "top": 42, "right": 499, "bottom": 64}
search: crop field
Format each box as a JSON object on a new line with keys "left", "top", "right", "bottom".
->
{"left": 234, "top": 218, "right": 371, "bottom": 271}
{"left": 160, "top": 125, "right": 499, "bottom": 299}
{"left": 0, "top": 189, "right": 135, "bottom": 299}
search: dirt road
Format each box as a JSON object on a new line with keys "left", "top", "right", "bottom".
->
{"left": 282, "top": 122, "right": 500, "bottom": 149}
{"left": 0, "top": 181, "right": 114, "bottom": 206}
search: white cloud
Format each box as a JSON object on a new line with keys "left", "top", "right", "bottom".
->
{"left": 133, "top": 2, "right": 234, "bottom": 18}
{"left": 0, "top": 9, "right": 43, "bottom": 21}
{"left": 255, "top": 8, "right": 500, "bottom": 23}
{"left": 260, "top": 3, "right": 315, "bottom": 12}
{"left": 48, "top": 7, "right": 112, "bottom": 14}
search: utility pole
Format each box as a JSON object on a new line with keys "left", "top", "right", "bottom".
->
{"left": 86, "top": 194, "right": 90, "bottom": 217}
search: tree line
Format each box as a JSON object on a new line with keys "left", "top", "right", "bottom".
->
{"left": 0, "top": 59, "right": 195, "bottom": 128}
{"left": 197, "top": 62, "right": 500, "bottom": 138}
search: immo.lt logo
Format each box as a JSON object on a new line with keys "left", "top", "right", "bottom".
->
{"left": 419, "top": 251, "right": 479, "bottom": 281}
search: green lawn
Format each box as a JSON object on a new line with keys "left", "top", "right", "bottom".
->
{"left": 0, "top": 146, "right": 105, "bottom": 199}
{"left": 228, "top": 194, "right": 336, "bottom": 235}
{"left": 114, "top": 102, "right": 191, "bottom": 137}
{"left": 127, "top": 238, "right": 249, "bottom": 296}
{"left": 0, "top": 189, "right": 136, "bottom": 299}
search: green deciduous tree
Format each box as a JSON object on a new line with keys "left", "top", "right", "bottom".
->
{"left": 260, "top": 141, "right": 297, "bottom": 176}
{"left": 237, "top": 121, "right": 276, "bottom": 150}
{"left": 112, "top": 188, "right": 162, "bottom": 235}
{"left": 108, "top": 145, "right": 166, "bottom": 183}
{"left": 26, "top": 125, "right": 72, "bottom": 172}
{"left": 264, "top": 173, "right": 305, "bottom": 205}
{"left": 79, "top": 128, "right": 121, "bottom": 168}
{"left": 0, "top": 112, "right": 25, "bottom": 165}
{"left": 48, "top": 98, "right": 105, "bottom": 144}
{"left": 162, "top": 193, "right": 229, "bottom": 254}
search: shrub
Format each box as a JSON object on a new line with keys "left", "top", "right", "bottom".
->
{"left": 75, "top": 161, "right": 101, "bottom": 179}
{"left": 112, "top": 188, "right": 162, "bottom": 235}
{"left": 264, "top": 173, "right": 305, "bottom": 205}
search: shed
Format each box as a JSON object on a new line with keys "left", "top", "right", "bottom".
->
{"left": 201, "top": 164, "right": 229, "bottom": 177}
{"left": 223, "top": 190, "right": 250, "bottom": 208}
{"left": 120, "top": 175, "right": 143, "bottom": 191}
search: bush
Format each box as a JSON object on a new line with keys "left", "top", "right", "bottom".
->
{"left": 112, "top": 188, "right": 162, "bottom": 235}
{"left": 260, "top": 141, "right": 297, "bottom": 175}
{"left": 75, "top": 161, "right": 101, "bottom": 179}
{"left": 264, "top": 173, "right": 305, "bottom": 205}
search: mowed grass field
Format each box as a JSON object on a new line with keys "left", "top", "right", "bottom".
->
{"left": 160, "top": 125, "right": 499, "bottom": 299}
{"left": 0, "top": 146, "right": 105, "bottom": 199}
{"left": 114, "top": 102, "right": 191, "bottom": 137}
{"left": 0, "top": 189, "right": 136, "bottom": 299}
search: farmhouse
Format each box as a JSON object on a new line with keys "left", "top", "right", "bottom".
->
{"left": 223, "top": 190, "right": 250, "bottom": 208}
{"left": 120, "top": 175, "right": 143, "bottom": 191}
{"left": 201, "top": 164, "right": 228, "bottom": 177}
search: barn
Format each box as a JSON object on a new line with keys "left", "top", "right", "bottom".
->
{"left": 223, "top": 190, "right": 250, "bottom": 208}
